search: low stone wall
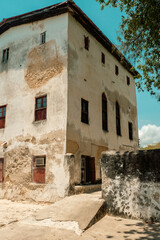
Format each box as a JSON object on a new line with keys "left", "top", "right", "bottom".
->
{"left": 101, "top": 150, "right": 160, "bottom": 222}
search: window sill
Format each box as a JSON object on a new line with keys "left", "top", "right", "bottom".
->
{"left": 117, "top": 134, "right": 122, "bottom": 137}
{"left": 29, "top": 183, "right": 46, "bottom": 188}
{"left": 102, "top": 129, "right": 108, "bottom": 133}
{"left": 32, "top": 119, "right": 47, "bottom": 125}
{"left": 30, "top": 182, "right": 46, "bottom": 185}
{"left": 81, "top": 121, "right": 89, "bottom": 125}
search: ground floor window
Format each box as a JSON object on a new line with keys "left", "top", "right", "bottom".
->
{"left": 0, "top": 159, "right": 4, "bottom": 183}
{"left": 81, "top": 156, "right": 95, "bottom": 184}
{"left": 32, "top": 156, "right": 46, "bottom": 183}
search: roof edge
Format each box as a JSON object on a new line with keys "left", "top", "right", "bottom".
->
{"left": 0, "top": 0, "right": 139, "bottom": 77}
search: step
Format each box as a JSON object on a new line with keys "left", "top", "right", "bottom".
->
{"left": 74, "top": 184, "right": 101, "bottom": 194}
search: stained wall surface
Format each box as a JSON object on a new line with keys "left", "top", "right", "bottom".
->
{"left": 67, "top": 14, "right": 138, "bottom": 184}
{"left": 0, "top": 13, "right": 69, "bottom": 202}
{"left": 0, "top": 10, "right": 139, "bottom": 201}
{"left": 101, "top": 150, "right": 160, "bottom": 221}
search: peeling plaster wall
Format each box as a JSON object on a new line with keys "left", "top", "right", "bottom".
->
{"left": 67, "top": 15, "right": 138, "bottom": 184}
{"left": 0, "top": 14, "right": 69, "bottom": 202}
{"left": 101, "top": 150, "right": 160, "bottom": 221}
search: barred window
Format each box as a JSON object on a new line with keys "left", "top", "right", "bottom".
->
{"left": 127, "top": 76, "right": 130, "bottom": 85}
{"left": 2, "top": 48, "right": 9, "bottom": 63}
{"left": 115, "top": 65, "right": 119, "bottom": 75}
{"left": 84, "top": 36, "right": 89, "bottom": 50}
{"left": 128, "top": 122, "right": 133, "bottom": 140}
{"left": 102, "top": 93, "right": 108, "bottom": 131}
{"left": 116, "top": 102, "right": 121, "bottom": 136}
{"left": 101, "top": 52, "right": 105, "bottom": 64}
{"left": 40, "top": 32, "right": 46, "bottom": 45}
{"left": 81, "top": 99, "right": 89, "bottom": 124}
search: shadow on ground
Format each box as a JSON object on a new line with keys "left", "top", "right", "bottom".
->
{"left": 122, "top": 222, "right": 160, "bottom": 240}
{"left": 105, "top": 221, "right": 160, "bottom": 240}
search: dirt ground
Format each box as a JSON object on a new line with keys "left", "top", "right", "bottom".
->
{"left": 0, "top": 199, "right": 160, "bottom": 240}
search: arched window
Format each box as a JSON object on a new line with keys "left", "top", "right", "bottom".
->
{"left": 116, "top": 101, "right": 121, "bottom": 136}
{"left": 102, "top": 93, "right": 108, "bottom": 131}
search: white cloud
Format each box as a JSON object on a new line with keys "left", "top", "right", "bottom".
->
{"left": 139, "top": 124, "right": 160, "bottom": 147}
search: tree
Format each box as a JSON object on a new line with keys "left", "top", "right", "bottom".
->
{"left": 96, "top": 0, "right": 160, "bottom": 100}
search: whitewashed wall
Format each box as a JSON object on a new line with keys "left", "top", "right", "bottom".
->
{"left": 0, "top": 13, "right": 69, "bottom": 202}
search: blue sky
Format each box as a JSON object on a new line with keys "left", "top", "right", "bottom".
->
{"left": 0, "top": 0, "right": 159, "bottom": 145}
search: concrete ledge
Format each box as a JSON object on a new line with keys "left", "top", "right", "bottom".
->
{"left": 35, "top": 192, "right": 105, "bottom": 231}
{"left": 74, "top": 184, "right": 101, "bottom": 195}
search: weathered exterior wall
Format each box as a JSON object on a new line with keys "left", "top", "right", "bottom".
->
{"left": 0, "top": 8, "right": 139, "bottom": 201}
{"left": 101, "top": 150, "right": 160, "bottom": 221}
{"left": 0, "top": 13, "right": 69, "bottom": 202}
{"left": 67, "top": 14, "right": 138, "bottom": 184}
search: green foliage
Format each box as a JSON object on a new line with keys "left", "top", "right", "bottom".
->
{"left": 96, "top": 0, "right": 160, "bottom": 100}
{"left": 140, "top": 142, "right": 160, "bottom": 150}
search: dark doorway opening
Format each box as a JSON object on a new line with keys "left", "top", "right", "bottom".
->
{"left": 81, "top": 155, "right": 95, "bottom": 184}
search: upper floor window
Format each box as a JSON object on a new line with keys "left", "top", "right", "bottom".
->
{"left": 40, "top": 32, "right": 46, "bottom": 45}
{"left": 115, "top": 65, "right": 119, "bottom": 75}
{"left": 81, "top": 98, "right": 89, "bottom": 124}
{"left": 32, "top": 156, "right": 46, "bottom": 184}
{"left": 127, "top": 76, "right": 130, "bottom": 85}
{"left": 35, "top": 95, "right": 47, "bottom": 121}
{"left": 116, "top": 102, "right": 121, "bottom": 136}
{"left": 2, "top": 48, "right": 9, "bottom": 63}
{"left": 102, "top": 93, "right": 108, "bottom": 131}
{"left": 128, "top": 122, "right": 133, "bottom": 140}
{"left": 0, "top": 106, "right": 6, "bottom": 129}
{"left": 84, "top": 36, "right": 89, "bottom": 50}
{"left": 101, "top": 52, "right": 105, "bottom": 64}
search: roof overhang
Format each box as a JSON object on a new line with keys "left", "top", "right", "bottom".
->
{"left": 0, "top": 0, "right": 139, "bottom": 76}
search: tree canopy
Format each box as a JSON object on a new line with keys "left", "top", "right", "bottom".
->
{"left": 96, "top": 0, "right": 160, "bottom": 100}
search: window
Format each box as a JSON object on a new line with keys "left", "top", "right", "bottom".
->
{"left": 115, "top": 65, "right": 119, "bottom": 75}
{"left": 84, "top": 36, "right": 89, "bottom": 50}
{"left": 128, "top": 122, "right": 133, "bottom": 140}
{"left": 40, "top": 32, "right": 46, "bottom": 45}
{"left": 102, "top": 93, "right": 108, "bottom": 131}
{"left": 81, "top": 98, "right": 89, "bottom": 124}
{"left": 116, "top": 102, "right": 121, "bottom": 136}
{"left": 101, "top": 52, "right": 105, "bottom": 64}
{"left": 0, "top": 159, "right": 4, "bottom": 183}
{"left": 35, "top": 95, "right": 47, "bottom": 121}
{"left": 127, "top": 76, "right": 130, "bottom": 85}
{"left": 2, "top": 48, "right": 9, "bottom": 63}
{"left": 0, "top": 106, "right": 6, "bottom": 129}
{"left": 32, "top": 156, "right": 46, "bottom": 183}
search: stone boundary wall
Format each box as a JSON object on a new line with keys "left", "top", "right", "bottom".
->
{"left": 101, "top": 149, "right": 160, "bottom": 222}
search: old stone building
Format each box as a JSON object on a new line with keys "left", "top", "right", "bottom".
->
{"left": 0, "top": 0, "right": 138, "bottom": 202}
